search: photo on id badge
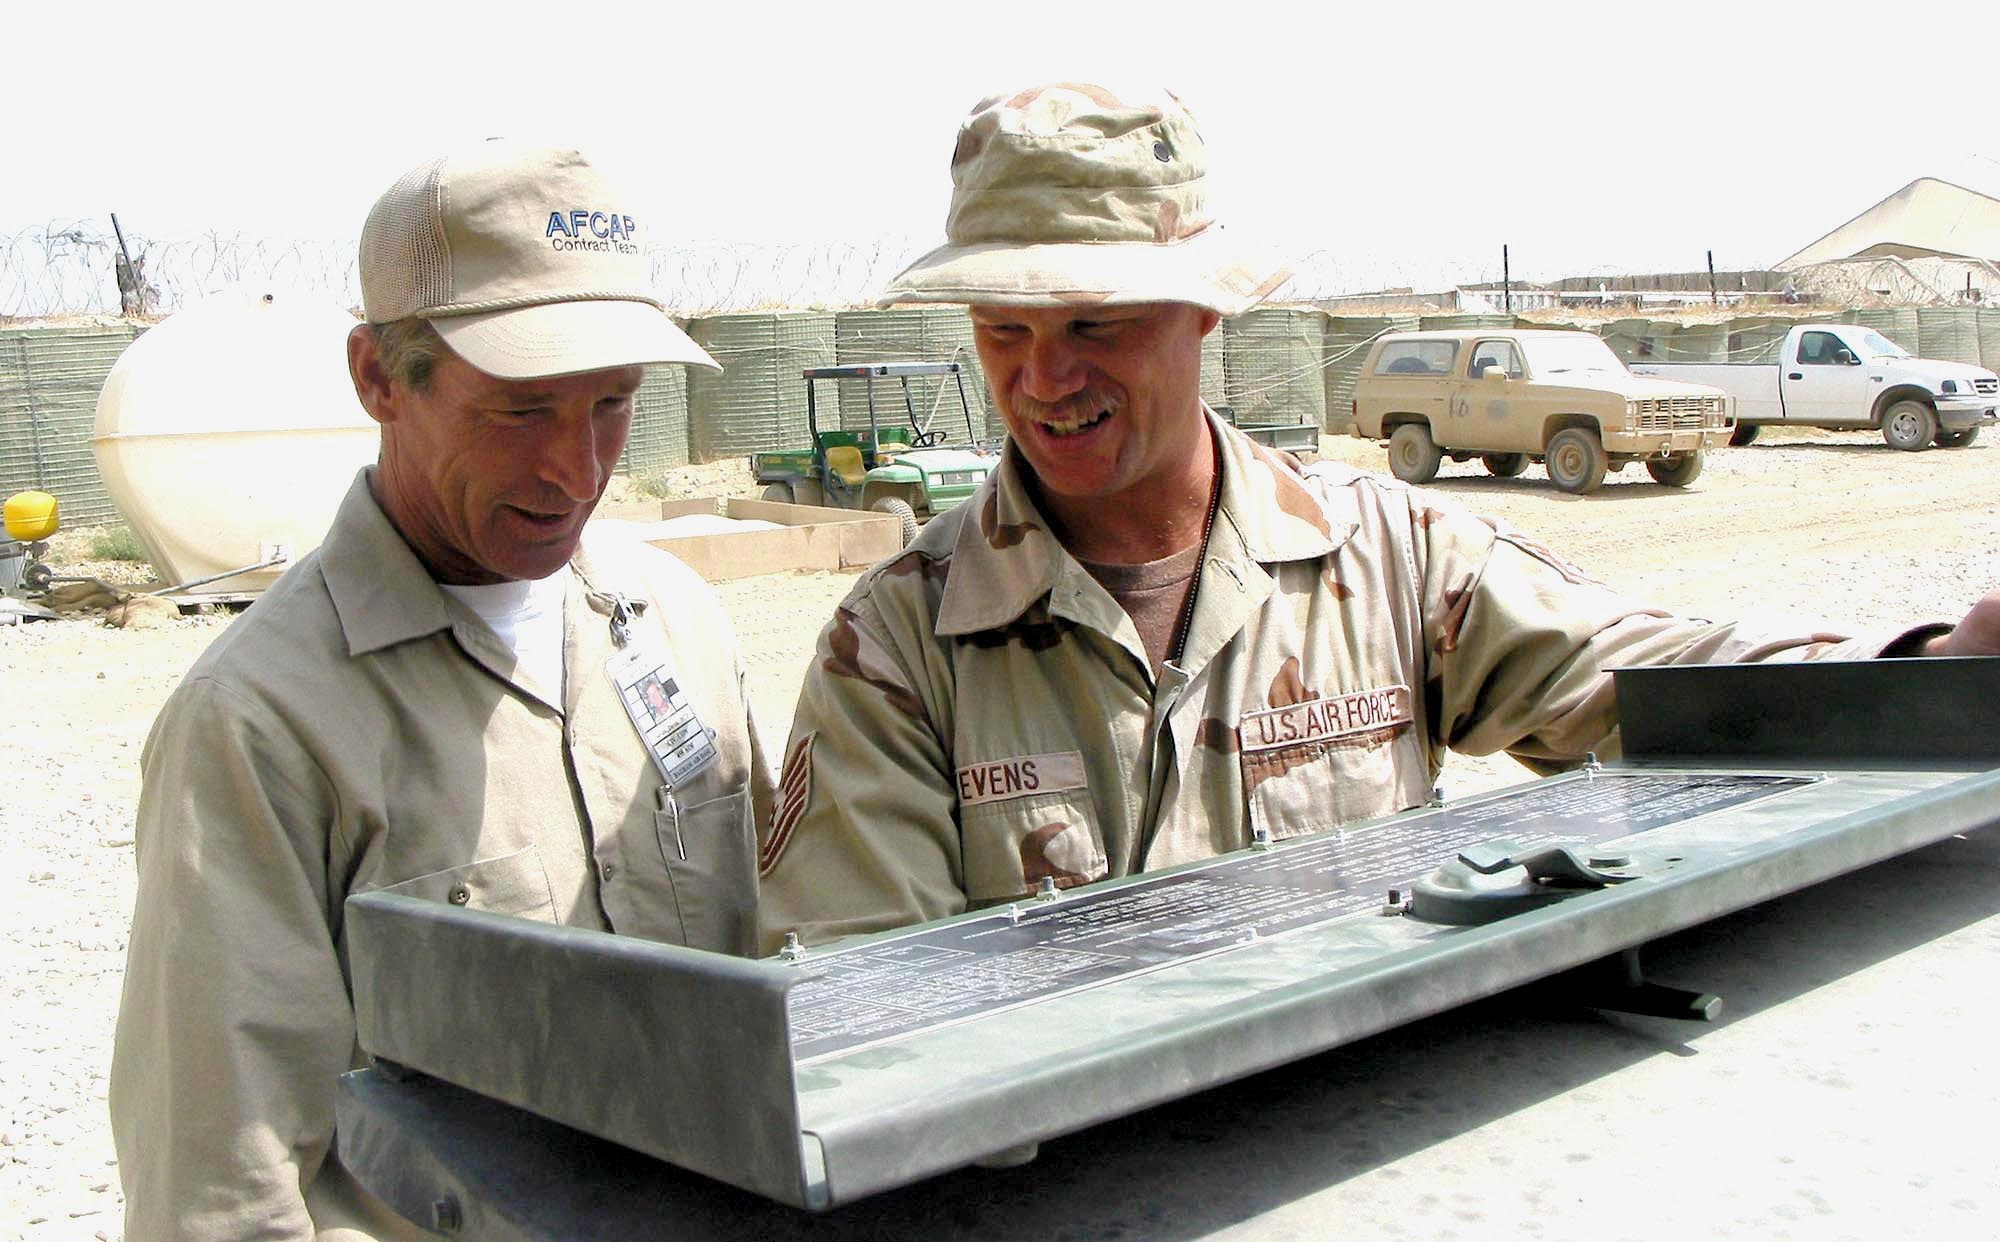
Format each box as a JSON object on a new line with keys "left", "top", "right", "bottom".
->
{"left": 638, "top": 675, "right": 674, "bottom": 724}
{"left": 609, "top": 644, "right": 719, "bottom": 789}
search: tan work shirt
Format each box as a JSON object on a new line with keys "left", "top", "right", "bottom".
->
{"left": 111, "top": 470, "right": 772, "bottom": 1239}
{"left": 757, "top": 414, "right": 1899, "bottom": 951}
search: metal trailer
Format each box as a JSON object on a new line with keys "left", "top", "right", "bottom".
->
{"left": 1213, "top": 404, "right": 1322, "bottom": 456}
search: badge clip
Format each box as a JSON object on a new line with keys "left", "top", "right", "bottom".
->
{"left": 607, "top": 592, "right": 647, "bottom": 649}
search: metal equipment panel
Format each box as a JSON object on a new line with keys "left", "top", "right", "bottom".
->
{"left": 1615, "top": 656, "right": 2000, "bottom": 766}
{"left": 347, "top": 899, "right": 811, "bottom": 1205}
{"left": 339, "top": 658, "right": 2000, "bottom": 1230}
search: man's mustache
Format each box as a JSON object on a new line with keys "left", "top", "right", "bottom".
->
{"left": 1010, "top": 386, "right": 1123, "bottom": 424}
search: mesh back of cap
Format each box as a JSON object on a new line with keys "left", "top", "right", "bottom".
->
{"left": 359, "top": 159, "right": 452, "bottom": 322}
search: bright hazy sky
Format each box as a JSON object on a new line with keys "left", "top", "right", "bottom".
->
{"left": 13, "top": 0, "right": 1996, "bottom": 293}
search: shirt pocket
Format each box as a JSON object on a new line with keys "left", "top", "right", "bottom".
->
{"left": 959, "top": 791, "right": 1109, "bottom": 906}
{"left": 1241, "top": 728, "right": 1429, "bottom": 845}
{"left": 375, "top": 846, "right": 557, "bottom": 921}
{"left": 655, "top": 786, "right": 757, "bottom": 955}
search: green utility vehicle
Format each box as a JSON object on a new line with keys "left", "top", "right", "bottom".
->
{"left": 749, "top": 362, "right": 999, "bottom": 545}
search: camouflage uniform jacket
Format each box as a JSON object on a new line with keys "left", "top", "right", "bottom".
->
{"left": 756, "top": 414, "right": 1897, "bottom": 950}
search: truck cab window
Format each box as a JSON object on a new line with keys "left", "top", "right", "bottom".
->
{"left": 1378, "top": 341, "right": 1457, "bottom": 375}
{"left": 1798, "top": 331, "right": 1846, "bottom": 366}
{"left": 1469, "top": 340, "right": 1521, "bottom": 378}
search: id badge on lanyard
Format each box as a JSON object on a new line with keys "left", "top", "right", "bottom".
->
{"left": 602, "top": 592, "right": 720, "bottom": 790}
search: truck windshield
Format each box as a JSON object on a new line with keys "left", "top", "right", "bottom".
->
{"left": 1521, "top": 335, "right": 1627, "bottom": 376}
{"left": 1856, "top": 330, "right": 1908, "bottom": 359}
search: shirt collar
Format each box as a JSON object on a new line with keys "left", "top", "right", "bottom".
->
{"left": 319, "top": 469, "right": 464, "bottom": 657}
{"left": 319, "top": 469, "right": 644, "bottom": 657}
{"left": 934, "top": 409, "right": 1356, "bottom": 637}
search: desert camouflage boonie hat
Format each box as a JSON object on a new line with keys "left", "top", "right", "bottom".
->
{"left": 880, "top": 83, "right": 1290, "bottom": 316}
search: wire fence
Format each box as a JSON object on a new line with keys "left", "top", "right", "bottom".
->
{"left": 1785, "top": 255, "right": 2000, "bottom": 307}
{"left": 0, "top": 223, "right": 949, "bottom": 321}
{"left": 0, "top": 227, "right": 1706, "bottom": 322}
{"left": 16, "top": 221, "right": 2000, "bottom": 328}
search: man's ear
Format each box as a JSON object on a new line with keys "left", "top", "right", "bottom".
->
{"left": 1196, "top": 308, "right": 1223, "bottom": 338}
{"left": 347, "top": 324, "right": 398, "bottom": 427}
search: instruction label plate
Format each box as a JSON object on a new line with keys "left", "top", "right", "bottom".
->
{"left": 788, "top": 772, "right": 1813, "bottom": 1061}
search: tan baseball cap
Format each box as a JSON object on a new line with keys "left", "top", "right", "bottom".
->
{"left": 359, "top": 139, "right": 718, "bottom": 378}
{"left": 881, "top": 84, "right": 1290, "bottom": 316}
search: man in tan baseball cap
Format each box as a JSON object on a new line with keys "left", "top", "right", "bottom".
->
{"left": 756, "top": 82, "right": 2000, "bottom": 952}
{"left": 357, "top": 140, "right": 718, "bottom": 382}
{"left": 113, "top": 140, "right": 773, "bottom": 1239}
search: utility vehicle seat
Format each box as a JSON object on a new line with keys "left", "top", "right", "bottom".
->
{"left": 826, "top": 444, "right": 867, "bottom": 487}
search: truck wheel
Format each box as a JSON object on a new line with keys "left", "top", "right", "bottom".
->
{"left": 760, "top": 482, "right": 795, "bottom": 504}
{"left": 1880, "top": 400, "right": 1936, "bottom": 451}
{"left": 1544, "top": 428, "right": 1607, "bottom": 494}
{"left": 1728, "top": 423, "right": 1760, "bottom": 447}
{"left": 1645, "top": 451, "right": 1703, "bottom": 487}
{"left": 1480, "top": 452, "right": 1529, "bottom": 478}
{"left": 871, "top": 496, "right": 920, "bottom": 547}
{"left": 1387, "top": 423, "right": 1442, "bottom": 484}
{"left": 1935, "top": 427, "right": 1979, "bottom": 448}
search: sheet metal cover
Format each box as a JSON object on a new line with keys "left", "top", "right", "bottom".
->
{"left": 1614, "top": 657, "right": 2000, "bottom": 765}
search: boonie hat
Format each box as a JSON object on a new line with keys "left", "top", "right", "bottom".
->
{"left": 359, "top": 139, "right": 718, "bottom": 378}
{"left": 881, "top": 83, "right": 1290, "bottom": 316}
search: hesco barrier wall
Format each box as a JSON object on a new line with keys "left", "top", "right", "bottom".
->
{"left": 1663, "top": 322, "right": 1727, "bottom": 362}
{"left": 622, "top": 363, "right": 691, "bottom": 477}
{"left": 0, "top": 324, "right": 145, "bottom": 526}
{"left": 1916, "top": 308, "right": 1979, "bottom": 367}
{"left": 1416, "top": 314, "right": 1517, "bottom": 332}
{"left": 685, "top": 312, "right": 835, "bottom": 461}
{"left": 1584, "top": 308, "right": 1998, "bottom": 369}
{"left": 1598, "top": 317, "right": 1661, "bottom": 363}
{"left": 1221, "top": 309, "right": 1326, "bottom": 429}
{"left": 831, "top": 308, "right": 994, "bottom": 441}
{"left": 1723, "top": 317, "right": 1792, "bottom": 363}
{"left": 13, "top": 306, "right": 2000, "bottom": 524}
{"left": 1199, "top": 331, "right": 1227, "bottom": 412}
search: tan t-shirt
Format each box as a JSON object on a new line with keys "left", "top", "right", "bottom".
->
{"left": 1080, "top": 541, "right": 1204, "bottom": 678}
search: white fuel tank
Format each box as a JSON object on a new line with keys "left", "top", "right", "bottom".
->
{"left": 92, "top": 287, "right": 378, "bottom": 595}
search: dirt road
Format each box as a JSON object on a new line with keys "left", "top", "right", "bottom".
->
{"left": 1, "top": 426, "right": 1993, "bottom": 1237}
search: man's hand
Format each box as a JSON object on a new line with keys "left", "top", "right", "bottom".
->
{"left": 1924, "top": 588, "right": 2000, "bottom": 656}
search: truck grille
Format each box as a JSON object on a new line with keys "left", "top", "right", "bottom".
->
{"left": 1633, "top": 396, "right": 1719, "bottom": 430}
{"left": 1974, "top": 377, "right": 1998, "bottom": 396}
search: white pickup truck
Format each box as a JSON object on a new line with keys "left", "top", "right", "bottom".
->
{"left": 1630, "top": 323, "right": 1998, "bottom": 451}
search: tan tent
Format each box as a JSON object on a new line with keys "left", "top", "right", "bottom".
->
{"left": 1778, "top": 177, "right": 2000, "bottom": 269}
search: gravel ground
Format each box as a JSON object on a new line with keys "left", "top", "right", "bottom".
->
{"left": 2, "top": 427, "right": 1994, "bottom": 1238}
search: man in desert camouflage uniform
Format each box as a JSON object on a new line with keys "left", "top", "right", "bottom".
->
{"left": 756, "top": 83, "right": 2000, "bottom": 949}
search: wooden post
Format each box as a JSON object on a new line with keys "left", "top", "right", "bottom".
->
{"left": 1706, "top": 250, "right": 1718, "bottom": 307}
{"left": 1503, "top": 245, "right": 1511, "bottom": 313}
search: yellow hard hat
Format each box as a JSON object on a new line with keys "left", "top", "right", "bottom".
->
{"left": 4, "top": 490, "right": 59, "bottom": 542}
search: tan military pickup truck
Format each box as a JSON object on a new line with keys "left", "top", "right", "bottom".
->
{"left": 1350, "top": 329, "right": 1733, "bottom": 494}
